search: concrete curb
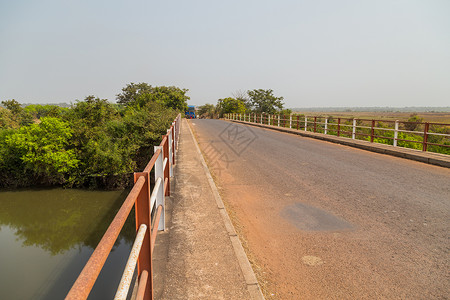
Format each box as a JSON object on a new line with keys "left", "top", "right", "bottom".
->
{"left": 186, "top": 120, "right": 265, "bottom": 300}
{"left": 228, "top": 119, "right": 450, "bottom": 169}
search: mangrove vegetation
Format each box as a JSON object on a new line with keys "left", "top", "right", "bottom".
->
{"left": 0, "top": 83, "right": 188, "bottom": 189}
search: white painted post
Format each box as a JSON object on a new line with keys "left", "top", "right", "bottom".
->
{"left": 278, "top": 115, "right": 280, "bottom": 126}
{"left": 268, "top": 114, "right": 271, "bottom": 125}
{"left": 394, "top": 120, "right": 399, "bottom": 147}
{"left": 289, "top": 115, "right": 292, "bottom": 128}
{"left": 154, "top": 145, "right": 165, "bottom": 230}
{"left": 304, "top": 117, "right": 308, "bottom": 131}
{"left": 260, "top": 114, "right": 263, "bottom": 124}
{"left": 168, "top": 129, "right": 173, "bottom": 177}
{"left": 324, "top": 118, "right": 328, "bottom": 134}
{"left": 352, "top": 119, "right": 356, "bottom": 139}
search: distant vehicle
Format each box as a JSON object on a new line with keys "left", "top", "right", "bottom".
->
{"left": 185, "top": 105, "right": 196, "bottom": 119}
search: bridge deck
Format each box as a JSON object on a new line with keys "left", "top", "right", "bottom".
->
{"left": 190, "top": 118, "right": 450, "bottom": 299}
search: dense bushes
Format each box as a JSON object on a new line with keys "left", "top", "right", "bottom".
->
{"left": 0, "top": 83, "right": 184, "bottom": 189}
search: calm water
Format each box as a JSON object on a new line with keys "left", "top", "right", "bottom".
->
{"left": 0, "top": 188, "right": 135, "bottom": 300}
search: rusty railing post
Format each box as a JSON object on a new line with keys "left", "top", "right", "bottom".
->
{"left": 133, "top": 171, "right": 152, "bottom": 300}
{"left": 423, "top": 122, "right": 429, "bottom": 151}
{"left": 296, "top": 115, "right": 299, "bottom": 130}
{"left": 370, "top": 120, "right": 375, "bottom": 143}
{"left": 314, "top": 116, "right": 317, "bottom": 133}
{"left": 337, "top": 118, "right": 341, "bottom": 136}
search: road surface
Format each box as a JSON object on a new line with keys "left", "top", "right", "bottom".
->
{"left": 190, "top": 119, "right": 450, "bottom": 299}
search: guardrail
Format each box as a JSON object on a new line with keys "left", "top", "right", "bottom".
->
{"left": 66, "top": 113, "right": 182, "bottom": 300}
{"left": 226, "top": 113, "right": 450, "bottom": 154}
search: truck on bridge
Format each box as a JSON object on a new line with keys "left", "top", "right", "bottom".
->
{"left": 185, "top": 105, "right": 197, "bottom": 119}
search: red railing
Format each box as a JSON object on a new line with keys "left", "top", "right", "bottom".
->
{"left": 227, "top": 114, "right": 450, "bottom": 154}
{"left": 66, "top": 114, "right": 181, "bottom": 300}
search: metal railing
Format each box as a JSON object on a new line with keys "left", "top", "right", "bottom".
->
{"left": 66, "top": 113, "right": 182, "bottom": 300}
{"left": 227, "top": 113, "right": 450, "bottom": 153}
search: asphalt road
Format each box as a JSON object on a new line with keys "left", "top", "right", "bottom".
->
{"left": 190, "top": 119, "right": 450, "bottom": 300}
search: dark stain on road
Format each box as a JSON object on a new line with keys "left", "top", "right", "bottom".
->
{"left": 281, "top": 202, "right": 354, "bottom": 231}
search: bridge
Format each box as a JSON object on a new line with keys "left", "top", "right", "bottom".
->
{"left": 66, "top": 114, "right": 449, "bottom": 299}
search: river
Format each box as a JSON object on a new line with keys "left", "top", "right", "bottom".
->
{"left": 0, "top": 188, "right": 135, "bottom": 300}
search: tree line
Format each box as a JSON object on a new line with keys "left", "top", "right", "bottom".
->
{"left": 0, "top": 83, "right": 189, "bottom": 189}
{"left": 197, "top": 89, "right": 291, "bottom": 119}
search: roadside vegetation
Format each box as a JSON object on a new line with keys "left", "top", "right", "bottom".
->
{"left": 0, "top": 83, "right": 188, "bottom": 189}
{"left": 197, "top": 88, "right": 290, "bottom": 119}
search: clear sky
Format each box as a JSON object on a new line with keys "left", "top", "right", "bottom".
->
{"left": 1, "top": 0, "right": 449, "bottom": 108}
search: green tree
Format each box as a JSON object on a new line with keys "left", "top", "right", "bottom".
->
{"left": 247, "top": 89, "right": 284, "bottom": 114}
{"left": 24, "top": 104, "right": 65, "bottom": 119}
{"left": 134, "top": 86, "right": 189, "bottom": 111}
{"left": 405, "top": 114, "right": 424, "bottom": 131}
{"left": 197, "top": 103, "right": 217, "bottom": 119}
{"left": 116, "top": 83, "right": 189, "bottom": 111}
{"left": 2, "top": 117, "right": 78, "bottom": 184}
{"left": 116, "top": 82, "right": 154, "bottom": 105}
{"left": 216, "top": 97, "right": 246, "bottom": 117}
{"left": 0, "top": 107, "right": 18, "bottom": 129}
{"left": 1, "top": 99, "right": 33, "bottom": 126}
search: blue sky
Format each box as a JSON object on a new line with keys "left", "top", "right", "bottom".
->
{"left": 1, "top": 0, "right": 449, "bottom": 108}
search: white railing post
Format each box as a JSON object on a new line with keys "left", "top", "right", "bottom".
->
{"left": 172, "top": 122, "right": 177, "bottom": 163}
{"left": 304, "top": 117, "right": 308, "bottom": 131}
{"left": 168, "top": 128, "right": 173, "bottom": 177}
{"left": 278, "top": 115, "right": 280, "bottom": 127}
{"left": 324, "top": 118, "right": 328, "bottom": 134}
{"left": 289, "top": 115, "right": 292, "bottom": 128}
{"left": 268, "top": 114, "right": 271, "bottom": 125}
{"left": 154, "top": 145, "right": 165, "bottom": 230}
{"left": 394, "top": 120, "right": 399, "bottom": 147}
{"left": 260, "top": 114, "right": 263, "bottom": 124}
{"left": 352, "top": 119, "right": 356, "bottom": 139}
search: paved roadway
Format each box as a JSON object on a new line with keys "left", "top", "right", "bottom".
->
{"left": 190, "top": 119, "right": 450, "bottom": 300}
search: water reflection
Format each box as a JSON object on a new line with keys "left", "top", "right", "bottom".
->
{"left": 0, "top": 188, "right": 135, "bottom": 300}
